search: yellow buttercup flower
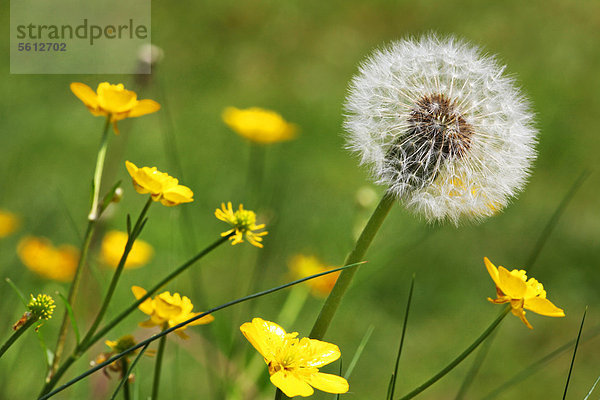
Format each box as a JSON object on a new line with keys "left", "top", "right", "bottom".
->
{"left": 0, "top": 210, "right": 19, "bottom": 238}
{"left": 17, "top": 236, "right": 79, "bottom": 282}
{"left": 71, "top": 82, "right": 160, "bottom": 134}
{"left": 289, "top": 255, "right": 339, "bottom": 297}
{"left": 125, "top": 161, "right": 194, "bottom": 206}
{"left": 240, "top": 318, "right": 349, "bottom": 397}
{"left": 484, "top": 257, "right": 565, "bottom": 329}
{"left": 215, "top": 202, "right": 267, "bottom": 248}
{"left": 101, "top": 230, "right": 153, "bottom": 269}
{"left": 92, "top": 335, "right": 153, "bottom": 378}
{"left": 131, "top": 286, "right": 214, "bottom": 339}
{"left": 222, "top": 107, "right": 298, "bottom": 144}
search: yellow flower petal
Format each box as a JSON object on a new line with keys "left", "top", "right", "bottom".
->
{"left": 524, "top": 297, "right": 565, "bottom": 317}
{"left": 70, "top": 82, "right": 98, "bottom": 109}
{"left": 304, "top": 339, "right": 341, "bottom": 367}
{"left": 129, "top": 99, "right": 161, "bottom": 118}
{"left": 222, "top": 107, "right": 298, "bottom": 144}
{"left": 125, "top": 161, "right": 193, "bottom": 207}
{"left": 497, "top": 266, "right": 527, "bottom": 299}
{"left": 131, "top": 286, "right": 154, "bottom": 316}
{"left": 240, "top": 318, "right": 286, "bottom": 360}
{"left": 96, "top": 82, "right": 138, "bottom": 114}
{"left": 483, "top": 257, "right": 500, "bottom": 288}
{"left": 270, "top": 370, "right": 314, "bottom": 398}
{"left": 0, "top": 210, "right": 20, "bottom": 238}
{"left": 17, "top": 236, "right": 79, "bottom": 282}
{"left": 101, "top": 230, "right": 153, "bottom": 269}
{"left": 306, "top": 372, "right": 349, "bottom": 394}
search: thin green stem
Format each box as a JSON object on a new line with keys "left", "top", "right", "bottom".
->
{"left": 398, "top": 307, "right": 510, "bottom": 400}
{"left": 309, "top": 191, "right": 395, "bottom": 340}
{"left": 122, "top": 359, "right": 131, "bottom": 400}
{"left": 274, "top": 388, "right": 284, "bottom": 400}
{"left": 80, "top": 197, "right": 153, "bottom": 348}
{"left": 89, "top": 116, "right": 112, "bottom": 221}
{"left": 39, "top": 263, "right": 356, "bottom": 399}
{"left": 151, "top": 329, "right": 168, "bottom": 400}
{"left": 0, "top": 316, "right": 37, "bottom": 359}
{"left": 389, "top": 275, "right": 415, "bottom": 399}
{"left": 48, "top": 116, "right": 112, "bottom": 379}
{"left": 39, "top": 235, "right": 231, "bottom": 397}
{"left": 49, "top": 220, "right": 94, "bottom": 379}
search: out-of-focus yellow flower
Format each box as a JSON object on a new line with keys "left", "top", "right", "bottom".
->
{"left": 17, "top": 236, "right": 79, "bottom": 282}
{"left": 215, "top": 202, "right": 267, "bottom": 248}
{"left": 240, "top": 318, "right": 349, "bottom": 397}
{"left": 485, "top": 257, "right": 565, "bottom": 329}
{"left": 289, "top": 255, "right": 339, "bottom": 297}
{"left": 125, "top": 161, "right": 193, "bottom": 206}
{"left": 70, "top": 82, "right": 160, "bottom": 134}
{"left": 101, "top": 230, "right": 153, "bottom": 269}
{"left": 92, "top": 335, "right": 153, "bottom": 378}
{"left": 131, "top": 286, "right": 214, "bottom": 339}
{"left": 0, "top": 210, "right": 19, "bottom": 238}
{"left": 222, "top": 107, "right": 297, "bottom": 144}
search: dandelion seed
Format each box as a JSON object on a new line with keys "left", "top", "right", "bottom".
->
{"left": 222, "top": 107, "right": 298, "bottom": 144}
{"left": 101, "top": 230, "right": 154, "bottom": 269}
{"left": 125, "top": 161, "right": 194, "bottom": 206}
{"left": 215, "top": 202, "right": 268, "bottom": 248}
{"left": 344, "top": 35, "right": 537, "bottom": 223}
{"left": 70, "top": 82, "right": 160, "bottom": 134}
{"left": 484, "top": 257, "right": 564, "bottom": 329}
{"left": 131, "top": 286, "right": 214, "bottom": 339}
{"left": 17, "top": 236, "right": 78, "bottom": 282}
{"left": 240, "top": 318, "right": 349, "bottom": 397}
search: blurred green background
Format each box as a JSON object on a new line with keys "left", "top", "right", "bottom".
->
{"left": 1, "top": 0, "right": 599, "bottom": 399}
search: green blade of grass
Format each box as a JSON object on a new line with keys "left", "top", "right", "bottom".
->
{"left": 35, "top": 330, "right": 54, "bottom": 369}
{"left": 344, "top": 324, "right": 374, "bottom": 380}
{"left": 388, "top": 274, "right": 415, "bottom": 400}
{"left": 110, "top": 343, "right": 150, "bottom": 400}
{"left": 563, "top": 307, "right": 587, "bottom": 400}
{"left": 484, "top": 323, "right": 600, "bottom": 400}
{"left": 583, "top": 374, "right": 600, "bottom": 400}
{"left": 335, "top": 358, "right": 343, "bottom": 400}
{"left": 5, "top": 278, "right": 28, "bottom": 307}
{"left": 57, "top": 293, "right": 80, "bottom": 346}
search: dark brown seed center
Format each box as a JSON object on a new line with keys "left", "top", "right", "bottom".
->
{"left": 385, "top": 94, "right": 473, "bottom": 190}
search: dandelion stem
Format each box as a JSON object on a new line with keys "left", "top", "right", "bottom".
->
{"left": 39, "top": 234, "right": 232, "bottom": 397}
{"left": 151, "top": 330, "right": 167, "bottom": 400}
{"left": 49, "top": 116, "right": 112, "bottom": 379}
{"left": 0, "top": 317, "right": 37, "bottom": 359}
{"left": 398, "top": 307, "right": 510, "bottom": 400}
{"left": 79, "top": 197, "right": 152, "bottom": 349}
{"left": 309, "top": 191, "right": 395, "bottom": 340}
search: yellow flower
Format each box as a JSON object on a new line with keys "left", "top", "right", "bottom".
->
{"left": 101, "top": 230, "right": 154, "bottom": 269}
{"left": 0, "top": 210, "right": 19, "bottom": 238}
{"left": 289, "top": 255, "right": 339, "bottom": 297}
{"left": 222, "top": 107, "right": 298, "bottom": 144}
{"left": 484, "top": 257, "right": 565, "bottom": 329}
{"left": 70, "top": 82, "right": 160, "bottom": 134}
{"left": 131, "top": 286, "right": 214, "bottom": 339}
{"left": 125, "top": 161, "right": 194, "bottom": 206}
{"left": 215, "top": 202, "right": 268, "bottom": 248}
{"left": 92, "top": 335, "right": 153, "bottom": 378}
{"left": 240, "top": 318, "right": 349, "bottom": 397}
{"left": 17, "top": 236, "right": 79, "bottom": 282}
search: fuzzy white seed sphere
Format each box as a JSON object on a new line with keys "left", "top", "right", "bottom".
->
{"left": 344, "top": 35, "right": 538, "bottom": 224}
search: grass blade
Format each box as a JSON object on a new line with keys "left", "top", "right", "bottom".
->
{"left": 583, "top": 374, "right": 600, "bottom": 400}
{"left": 57, "top": 293, "right": 81, "bottom": 346}
{"left": 344, "top": 325, "right": 374, "bottom": 380}
{"left": 389, "top": 274, "right": 415, "bottom": 399}
{"left": 5, "top": 278, "right": 28, "bottom": 307}
{"left": 563, "top": 307, "right": 587, "bottom": 400}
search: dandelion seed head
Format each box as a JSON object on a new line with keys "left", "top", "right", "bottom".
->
{"left": 344, "top": 35, "right": 537, "bottom": 224}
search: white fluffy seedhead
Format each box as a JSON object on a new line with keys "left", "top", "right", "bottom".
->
{"left": 344, "top": 35, "right": 537, "bottom": 224}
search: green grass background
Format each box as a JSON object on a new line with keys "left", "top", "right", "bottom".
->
{"left": 1, "top": 0, "right": 599, "bottom": 399}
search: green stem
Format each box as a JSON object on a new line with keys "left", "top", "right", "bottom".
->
{"left": 122, "top": 359, "right": 131, "bottom": 400}
{"left": 0, "top": 316, "right": 38, "bottom": 359}
{"left": 80, "top": 197, "right": 153, "bottom": 348}
{"left": 309, "top": 191, "right": 395, "bottom": 340}
{"left": 274, "top": 388, "right": 284, "bottom": 400}
{"left": 48, "top": 116, "right": 112, "bottom": 379}
{"left": 398, "top": 307, "right": 510, "bottom": 400}
{"left": 152, "top": 329, "right": 168, "bottom": 400}
{"left": 39, "top": 235, "right": 231, "bottom": 397}
{"left": 49, "top": 220, "right": 95, "bottom": 379}
{"left": 88, "top": 116, "right": 112, "bottom": 221}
